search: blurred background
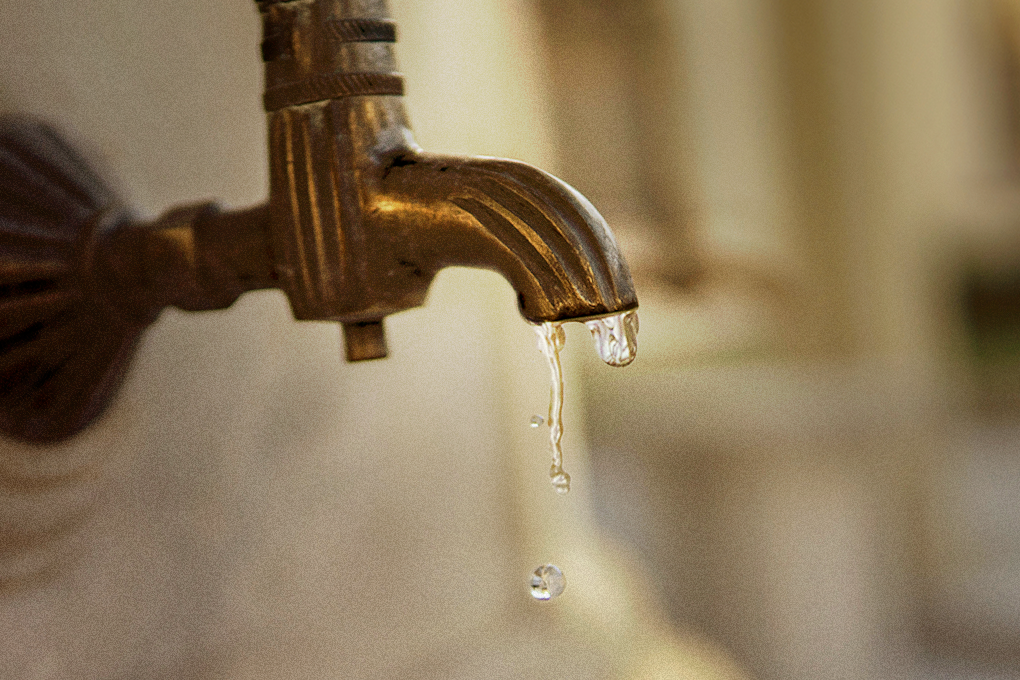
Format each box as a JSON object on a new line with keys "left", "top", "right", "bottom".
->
{"left": 2, "top": 0, "right": 1020, "bottom": 678}
{"left": 553, "top": 0, "right": 1020, "bottom": 677}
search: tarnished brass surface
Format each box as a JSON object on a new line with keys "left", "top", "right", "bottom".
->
{"left": 0, "top": 0, "right": 637, "bottom": 443}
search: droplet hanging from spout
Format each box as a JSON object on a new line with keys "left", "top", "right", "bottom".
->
{"left": 585, "top": 309, "right": 639, "bottom": 367}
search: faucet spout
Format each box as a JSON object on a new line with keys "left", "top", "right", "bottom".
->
{"left": 372, "top": 151, "right": 638, "bottom": 324}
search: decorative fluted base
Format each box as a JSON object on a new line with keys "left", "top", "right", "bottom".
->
{"left": 0, "top": 116, "right": 144, "bottom": 443}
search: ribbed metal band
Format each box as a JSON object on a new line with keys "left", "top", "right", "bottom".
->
{"left": 326, "top": 19, "right": 397, "bottom": 43}
{"left": 263, "top": 72, "right": 404, "bottom": 111}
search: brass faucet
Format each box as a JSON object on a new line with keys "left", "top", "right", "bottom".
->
{"left": 0, "top": 0, "right": 637, "bottom": 443}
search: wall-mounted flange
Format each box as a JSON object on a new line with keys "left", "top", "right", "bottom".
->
{"left": 0, "top": 116, "right": 277, "bottom": 444}
{"left": 0, "top": 117, "right": 147, "bottom": 444}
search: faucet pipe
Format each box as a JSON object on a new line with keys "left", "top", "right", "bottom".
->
{"left": 0, "top": 0, "right": 638, "bottom": 442}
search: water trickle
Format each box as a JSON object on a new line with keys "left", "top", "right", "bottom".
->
{"left": 550, "top": 470, "right": 571, "bottom": 495}
{"left": 529, "top": 415, "right": 545, "bottom": 428}
{"left": 525, "top": 310, "right": 640, "bottom": 599}
{"left": 585, "top": 310, "right": 639, "bottom": 367}
{"left": 535, "top": 321, "right": 568, "bottom": 494}
{"left": 530, "top": 564, "right": 566, "bottom": 601}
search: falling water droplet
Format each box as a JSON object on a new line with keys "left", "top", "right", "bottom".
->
{"left": 530, "top": 415, "right": 545, "bottom": 428}
{"left": 530, "top": 564, "right": 566, "bottom": 600}
{"left": 551, "top": 470, "right": 571, "bottom": 494}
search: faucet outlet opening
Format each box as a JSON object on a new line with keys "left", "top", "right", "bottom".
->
{"left": 342, "top": 320, "right": 388, "bottom": 362}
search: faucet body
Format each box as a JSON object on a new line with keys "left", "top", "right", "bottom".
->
{"left": 258, "top": 0, "right": 636, "bottom": 358}
{"left": 0, "top": 0, "right": 637, "bottom": 441}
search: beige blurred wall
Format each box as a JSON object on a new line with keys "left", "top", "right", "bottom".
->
{"left": 11, "top": 0, "right": 1012, "bottom": 678}
{"left": 559, "top": 0, "right": 1020, "bottom": 678}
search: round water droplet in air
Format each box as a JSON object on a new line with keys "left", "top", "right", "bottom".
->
{"left": 530, "top": 415, "right": 545, "bottom": 428}
{"left": 530, "top": 564, "right": 566, "bottom": 600}
{"left": 551, "top": 470, "right": 571, "bottom": 494}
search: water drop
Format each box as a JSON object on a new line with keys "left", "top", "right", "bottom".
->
{"left": 530, "top": 564, "right": 566, "bottom": 600}
{"left": 585, "top": 310, "right": 638, "bottom": 367}
{"left": 551, "top": 470, "right": 571, "bottom": 494}
{"left": 530, "top": 415, "right": 544, "bottom": 428}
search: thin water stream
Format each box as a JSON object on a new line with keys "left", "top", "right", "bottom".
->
{"left": 535, "top": 321, "right": 570, "bottom": 494}
{"left": 529, "top": 309, "right": 638, "bottom": 600}
{"left": 533, "top": 309, "right": 639, "bottom": 495}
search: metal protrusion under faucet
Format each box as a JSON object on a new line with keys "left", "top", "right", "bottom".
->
{"left": 342, "top": 321, "right": 388, "bottom": 362}
{"left": 0, "top": 0, "right": 638, "bottom": 443}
